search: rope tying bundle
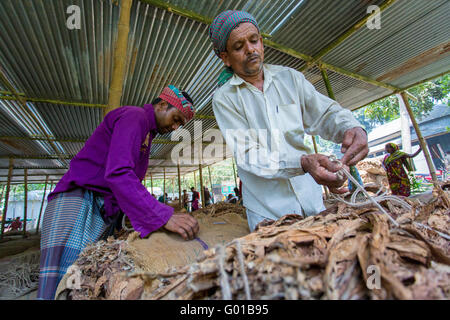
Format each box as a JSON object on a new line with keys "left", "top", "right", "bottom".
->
{"left": 328, "top": 155, "right": 450, "bottom": 240}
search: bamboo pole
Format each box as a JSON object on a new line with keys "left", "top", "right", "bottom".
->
{"left": 105, "top": 0, "right": 133, "bottom": 116}
{"left": 320, "top": 68, "right": 341, "bottom": 200}
{"left": 171, "top": 178, "right": 175, "bottom": 200}
{"left": 400, "top": 92, "right": 437, "bottom": 182}
{"left": 199, "top": 164, "right": 205, "bottom": 208}
{"left": 23, "top": 169, "right": 28, "bottom": 237}
{"left": 193, "top": 171, "right": 197, "bottom": 191}
{"left": 0, "top": 158, "right": 13, "bottom": 239}
{"left": 35, "top": 175, "right": 49, "bottom": 235}
{"left": 177, "top": 163, "right": 182, "bottom": 208}
{"left": 232, "top": 158, "right": 238, "bottom": 188}
{"left": 320, "top": 68, "right": 336, "bottom": 100}
{"left": 311, "top": 136, "right": 319, "bottom": 154}
{"left": 208, "top": 166, "right": 213, "bottom": 204}
{"left": 0, "top": 71, "right": 68, "bottom": 167}
{"left": 163, "top": 168, "right": 166, "bottom": 202}
{"left": 208, "top": 166, "right": 213, "bottom": 190}
{"left": 0, "top": 185, "right": 5, "bottom": 205}
{"left": 150, "top": 172, "right": 154, "bottom": 195}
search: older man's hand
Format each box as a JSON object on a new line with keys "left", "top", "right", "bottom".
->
{"left": 164, "top": 213, "right": 199, "bottom": 240}
{"left": 301, "top": 154, "right": 349, "bottom": 194}
{"left": 340, "top": 127, "right": 369, "bottom": 166}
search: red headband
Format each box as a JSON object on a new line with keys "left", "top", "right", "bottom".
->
{"left": 159, "top": 86, "right": 195, "bottom": 122}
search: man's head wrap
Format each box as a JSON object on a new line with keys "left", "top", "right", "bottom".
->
{"left": 158, "top": 85, "right": 195, "bottom": 122}
{"left": 209, "top": 10, "right": 260, "bottom": 57}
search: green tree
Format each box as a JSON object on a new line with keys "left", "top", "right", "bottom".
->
{"left": 357, "top": 74, "right": 449, "bottom": 128}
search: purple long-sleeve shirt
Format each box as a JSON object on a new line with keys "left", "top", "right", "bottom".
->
{"left": 48, "top": 104, "right": 173, "bottom": 238}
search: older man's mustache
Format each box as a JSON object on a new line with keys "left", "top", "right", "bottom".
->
{"left": 246, "top": 53, "right": 261, "bottom": 63}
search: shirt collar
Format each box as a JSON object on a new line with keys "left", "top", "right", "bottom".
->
{"left": 228, "top": 64, "right": 273, "bottom": 89}
{"left": 143, "top": 104, "right": 158, "bottom": 136}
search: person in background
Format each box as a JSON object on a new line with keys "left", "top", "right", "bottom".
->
{"left": 382, "top": 142, "right": 422, "bottom": 197}
{"left": 226, "top": 193, "right": 238, "bottom": 204}
{"left": 9, "top": 217, "right": 22, "bottom": 231}
{"left": 190, "top": 187, "right": 200, "bottom": 211}
{"left": 182, "top": 190, "right": 189, "bottom": 211}
{"left": 203, "top": 187, "right": 212, "bottom": 206}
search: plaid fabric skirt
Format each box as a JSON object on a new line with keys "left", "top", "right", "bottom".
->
{"left": 37, "top": 188, "right": 108, "bottom": 300}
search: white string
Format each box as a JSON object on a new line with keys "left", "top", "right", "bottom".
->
{"left": 328, "top": 156, "right": 450, "bottom": 240}
{"left": 234, "top": 239, "right": 252, "bottom": 300}
{"left": 217, "top": 245, "right": 232, "bottom": 300}
{"left": 329, "top": 155, "right": 399, "bottom": 226}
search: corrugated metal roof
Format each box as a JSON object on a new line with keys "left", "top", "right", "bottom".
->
{"left": 322, "top": 0, "right": 450, "bottom": 85}
{"left": 0, "top": 0, "right": 448, "bottom": 184}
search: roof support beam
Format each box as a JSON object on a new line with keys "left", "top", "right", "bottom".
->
{"left": 105, "top": 0, "right": 133, "bottom": 116}
{"left": 0, "top": 92, "right": 108, "bottom": 108}
{"left": 301, "top": 0, "right": 397, "bottom": 72}
{"left": 0, "top": 158, "right": 13, "bottom": 239}
{"left": 0, "top": 135, "right": 223, "bottom": 146}
{"left": 0, "top": 69, "right": 68, "bottom": 166}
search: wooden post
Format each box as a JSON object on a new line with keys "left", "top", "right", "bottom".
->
{"left": 400, "top": 92, "right": 437, "bottom": 182}
{"left": 199, "top": 164, "right": 205, "bottom": 208}
{"left": 0, "top": 185, "right": 5, "bottom": 204}
{"left": 177, "top": 163, "right": 182, "bottom": 208}
{"left": 208, "top": 166, "right": 213, "bottom": 204}
{"left": 150, "top": 172, "right": 154, "bottom": 194}
{"left": 397, "top": 93, "right": 412, "bottom": 153}
{"left": 163, "top": 168, "right": 166, "bottom": 202}
{"left": 320, "top": 68, "right": 336, "bottom": 100}
{"left": 193, "top": 171, "right": 197, "bottom": 191}
{"left": 23, "top": 169, "right": 28, "bottom": 237}
{"left": 35, "top": 175, "right": 49, "bottom": 235}
{"left": 232, "top": 158, "right": 238, "bottom": 188}
{"left": 105, "top": 0, "right": 133, "bottom": 116}
{"left": 171, "top": 178, "right": 175, "bottom": 201}
{"left": 311, "top": 135, "right": 319, "bottom": 154}
{"left": 0, "top": 158, "right": 13, "bottom": 239}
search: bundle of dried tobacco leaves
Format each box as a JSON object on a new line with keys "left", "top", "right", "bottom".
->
{"left": 193, "top": 202, "right": 246, "bottom": 218}
{"left": 133, "top": 188, "right": 449, "bottom": 300}
{"left": 62, "top": 189, "right": 449, "bottom": 300}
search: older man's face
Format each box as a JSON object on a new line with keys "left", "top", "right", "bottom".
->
{"left": 220, "top": 22, "right": 264, "bottom": 78}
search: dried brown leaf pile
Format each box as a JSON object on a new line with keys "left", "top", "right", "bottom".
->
{"left": 62, "top": 190, "right": 449, "bottom": 300}
{"left": 193, "top": 202, "right": 246, "bottom": 218}
{"left": 133, "top": 188, "right": 450, "bottom": 300}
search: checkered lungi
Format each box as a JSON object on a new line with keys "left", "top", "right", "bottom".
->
{"left": 37, "top": 188, "right": 108, "bottom": 300}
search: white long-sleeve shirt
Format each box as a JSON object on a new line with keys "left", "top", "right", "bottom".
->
{"left": 212, "top": 64, "right": 362, "bottom": 221}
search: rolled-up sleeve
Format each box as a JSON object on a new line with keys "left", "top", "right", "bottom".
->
{"left": 295, "top": 70, "right": 362, "bottom": 143}
{"left": 104, "top": 111, "right": 173, "bottom": 238}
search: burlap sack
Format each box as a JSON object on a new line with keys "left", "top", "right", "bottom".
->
{"left": 128, "top": 212, "right": 250, "bottom": 274}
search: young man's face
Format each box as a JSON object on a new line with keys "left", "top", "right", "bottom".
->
{"left": 220, "top": 22, "right": 264, "bottom": 78}
{"left": 154, "top": 100, "right": 187, "bottom": 134}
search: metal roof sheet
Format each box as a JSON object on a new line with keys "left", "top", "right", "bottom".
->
{"left": 0, "top": 0, "right": 448, "bottom": 183}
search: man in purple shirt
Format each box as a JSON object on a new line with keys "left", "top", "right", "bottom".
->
{"left": 38, "top": 85, "right": 199, "bottom": 300}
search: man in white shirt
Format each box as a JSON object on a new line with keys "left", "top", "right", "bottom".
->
{"left": 209, "top": 10, "right": 369, "bottom": 231}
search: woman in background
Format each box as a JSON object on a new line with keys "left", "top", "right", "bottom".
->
{"left": 382, "top": 143, "right": 421, "bottom": 197}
